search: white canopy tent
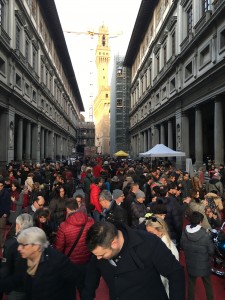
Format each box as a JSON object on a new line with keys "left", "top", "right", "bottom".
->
{"left": 139, "top": 144, "right": 186, "bottom": 157}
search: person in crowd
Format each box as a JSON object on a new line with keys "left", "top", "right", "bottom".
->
{"left": 112, "top": 189, "right": 125, "bottom": 206}
{"left": 206, "top": 172, "right": 224, "bottom": 197}
{"left": 189, "top": 190, "right": 211, "bottom": 230}
{"left": 54, "top": 199, "right": 94, "bottom": 299}
{"left": 205, "top": 190, "right": 223, "bottom": 212}
{"left": 155, "top": 186, "right": 183, "bottom": 247}
{"left": 180, "top": 172, "right": 192, "bottom": 199}
{"left": 24, "top": 173, "right": 34, "bottom": 192}
{"left": 205, "top": 206, "right": 221, "bottom": 229}
{"left": 9, "top": 180, "right": 22, "bottom": 224}
{"left": 142, "top": 174, "right": 154, "bottom": 205}
{"left": 122, "top": 182, "right": 139, "bottom": 226}
{"left": 130, "top": 190, "right": 147, "bottom": 228}
{"left": 92, "top": 161, "right": 102, "bottom": 178}
{"left": 0, "top": 179, "right": 11, "bottom": 248}
{"left": 82, "top": 221, "right": 185, "bottom": 300}
{"left": 23, "top": 194, "right": 45, "bottom": 217}
{"left": 19, "top": 186, "right": 29, "bottom": 210}
{"left": 181, "top": 211, "right": 215, "bottom": 300}
{"left": 89, "top": 177, "right": 104, "bottom": 222}
{"left": 48, "top": 185, "right": 67, "bottom": 230}
{"left": 110, "top": 176, "right": 122, "bottom": 193}
{"left": 0, "top": 213, "right": 33, "bottom": 300}
{"left": 33, "top": 207, "right": 55, "bottom": 245}
{"left": 145, "top": 214, "right": 179, "bottom": 298}
{"left": 99, "top": 190, "right": 128, "bottom": 225}
{"left": 0, "top": 227, "right": 83, "bottom": 300}
{"left": 82, "top": 168, "right": 95, "bottom": 214}
{"left": 74, "top": 194, "right": 87, "bottom": 214}
{"left": 191, "top": 173, "right": 203, "bottom": 192}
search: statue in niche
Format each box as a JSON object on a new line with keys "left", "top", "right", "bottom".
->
{"left": 9, "top": 121, "right": 14, "bottom": 148}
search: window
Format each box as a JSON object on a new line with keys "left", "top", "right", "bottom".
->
{"left": 15, "top": 24, "right": 21, "bottom": 50}
{"left": 32, "top": 49, "right": 37, "bottom": 71}
{"left": 170, "top": 78, "right": 176, "bottom": 92}
{"left": 156, "top": 93, "right": 160, "bottom": 104}
{"left": 25, "top": 82, "right": 30, "bottom": 95}
{"left": 187, "top": 6, "right": 193, "bottom": 35}
{"left": 0, "top": 56, "right": 6, "bottom": 75}
{"left": 220, "top": 28, "right": 225, "bottom": 51}
{"left": 171, "top": 31, "right": 176, "bottom": 56}
{"left": 0, "top": 0, "right": 6, "bottom": 29}
{"left": 162, "top": 86, "right": 167, "bottom": 99}
{"left": 25, "top": 38, "right": 29, "bottom": 62}
{"left": 185, "top": 61, "right": 193, "bottom": 79}
{"left": 16, "top": 73, "right": 21, "bottom": 88}
{"left": 32, "top": 90, "right": 36, "bottom": 102}
{"left": 156, "top": 55, "right": 160, "bottom": 74}
{"left": 200, "top": 44, "right": 211, "bottom": 67}
{"left": 116, "top": 99, "right": 123, "bottom": 107}
{"left": 163, "top": 44, "right": 167, "bottom": 66}
{"left": 202, "top": 0, "right": 211, "bottom": 13}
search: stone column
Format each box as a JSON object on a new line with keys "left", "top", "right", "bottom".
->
{"left": 17, "top": 118, "right": 23, "bottom": 161}
{"left": 25, "top": 122, "right": 31, "bottom": 161}
{"left": 195, "top": 108, "right": 203, "bottom": 168}
{"left": 214, "top": 98, "right": 224, "bottom": 165}
{"left": 7, "top": 107, "right": 15, "bottom": 163}
{"left": 143, "top": 131, "right": 147, "bottom": 152}
{"left": 45, "top": 130, "right": 49, "bottom": 158}
{"left": 153, "top": 126, "right": 159, "bottom": 146}
{"left": 31, "top": 125, "right": 37, "bottom": 162}
{"left": 48, "top": 131, "right": 54, "bottom": 160}
{"left": 148, "top": 129, "right": 151, "bottom": 150}
{"left": 160, "top": 124, "right": 165, "bottom": 145}
{"left": 40, "top": 128, "right": 45, "bottom": 160}
{"left": 168, "top": 120, "right": 173, "bottom": 149}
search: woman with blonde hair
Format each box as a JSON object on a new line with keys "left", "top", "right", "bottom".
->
{"left": 145, "top": 215, "right": 179, "bottom": 298}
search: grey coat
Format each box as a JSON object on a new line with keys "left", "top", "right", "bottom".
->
{"left": 181, "top": 226, "right": 214, "bottom": 277}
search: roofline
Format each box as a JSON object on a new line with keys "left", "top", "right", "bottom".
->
{"left": 39, "top": 0, "right": 84, "bottom": 111}
{"left": 124, "top": 0, "right": 158, "bottom": 67}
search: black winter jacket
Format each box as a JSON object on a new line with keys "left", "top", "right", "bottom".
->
{"left": 82, "top": 225, "right": 185, "bottom": 300}
{"left": 181, "top": 226, "right": 215, "bottom": 277}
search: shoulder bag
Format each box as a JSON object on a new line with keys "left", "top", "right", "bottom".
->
{"left": 67, "top": 224, "right": 85, "bottom": 257}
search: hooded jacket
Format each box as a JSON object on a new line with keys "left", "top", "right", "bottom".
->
{"left": 54, "top": 211, "right": 94, "bottom": 264}
{"left": 181, "top": 225, "right": 214, "bottom": 277}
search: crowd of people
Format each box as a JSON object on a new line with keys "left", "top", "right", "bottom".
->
{"left": 0, "top": 157, "right": 224, "bottom": 300}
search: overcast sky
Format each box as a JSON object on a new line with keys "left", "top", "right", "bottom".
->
{"left": 54, "top": 0, "right": 142, "bottom": 120}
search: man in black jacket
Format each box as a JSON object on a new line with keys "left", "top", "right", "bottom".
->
{"left": 82, "top": 221, "right": 185, "bottom": 300}
{"left": 0, "top": 179, "right": 10, "bottom": 248}
{"left": 100, "top": 190, "right": 128, "bottom": 225}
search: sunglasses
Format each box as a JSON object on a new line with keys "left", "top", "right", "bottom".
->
{"left": 146, "top": 215, "right": 164, "bottom": 227}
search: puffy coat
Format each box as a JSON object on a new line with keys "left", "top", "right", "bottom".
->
{"left": 54, "top": 212, "right": 94, "bottom": 264}
{"left": 90, "top": 184, "right": 102, "bottom": 213}
{"left": 103, "top": 200, "right": 128, "bottom": 225}
{"left": 130, "top": 200, "right": 146, "bottom": 228}
{"left": 159, "top": 196, "right": 183, "bottom": 241}
{"left": 181, "top": 225, "right": 215, "bottom": 277}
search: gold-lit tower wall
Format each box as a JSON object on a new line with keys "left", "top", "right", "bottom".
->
{"left": 94, "top": 25, "right": 110, "bottom": 155}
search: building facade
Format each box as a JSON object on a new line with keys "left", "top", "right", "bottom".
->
{"left": 124, "top": 0, "right": 225, "bottom": 168}
{"left": 0, "top": 0, "right": 84, "bottom": 164}
{"left": 110, "top": 55, "right": 131, "bottom": 155}
{"left": 93, "top": 25, "right": 110, "bottom": 155}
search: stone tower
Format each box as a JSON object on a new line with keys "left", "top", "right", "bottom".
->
{"left": 93, "top": 25, "right": 110, "bottom": 155}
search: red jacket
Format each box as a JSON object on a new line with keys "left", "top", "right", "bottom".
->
{"left": 54, "top": 211, "right": 94, "bottom": 264}
{"left": 90, "top": 183, "right": 102, "bottom": 213}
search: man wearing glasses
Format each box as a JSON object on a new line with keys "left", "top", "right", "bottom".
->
{"left": 24, "top": 195, "right": 45, "bottom": 216}
{"left": 0, "top": 180, "right": 10, "bottom": 248}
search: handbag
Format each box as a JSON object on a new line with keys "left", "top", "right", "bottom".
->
{"left": 67, "top": 224, "right": 85, "bottom": 257}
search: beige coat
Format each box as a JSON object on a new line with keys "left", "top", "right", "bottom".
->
{"left": 205, "top": 192, "right": 223, "bottom": 211}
